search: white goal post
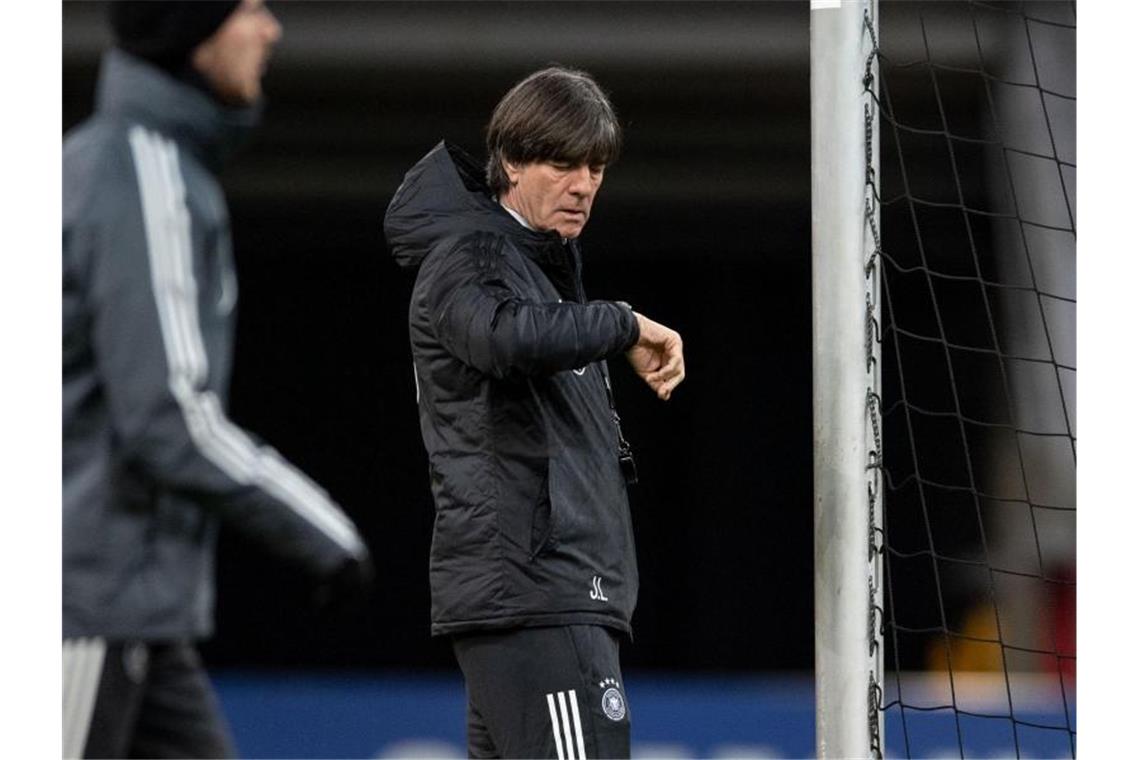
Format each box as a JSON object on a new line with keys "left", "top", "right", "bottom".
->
{"left": 811, "top": 0, "right": 883, "bottom": 758}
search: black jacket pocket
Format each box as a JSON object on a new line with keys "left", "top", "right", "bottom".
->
{"left": 529, "top": 473, "right": 555, "bottom": 560}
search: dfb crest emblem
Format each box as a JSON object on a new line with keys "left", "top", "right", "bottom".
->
{"left": 599, "top": 678, "right": 626, "bottom": 722}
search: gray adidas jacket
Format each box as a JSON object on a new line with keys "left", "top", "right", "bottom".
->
{"left": 63, "top": 50, "right": 368, "bottom": 640}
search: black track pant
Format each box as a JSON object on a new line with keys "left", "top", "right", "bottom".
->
{"left": 452, "top": 625, "right": 631, "bottom": 759}
{"left": 62, "top": 639, "right": 236, "bottom": 759}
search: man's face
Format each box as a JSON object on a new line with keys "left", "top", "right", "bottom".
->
{"left": 502, "top": 160, "right": 605, "bottom": 239}
{"left": 191, "top": 0, "right": 282, "bottom": 106}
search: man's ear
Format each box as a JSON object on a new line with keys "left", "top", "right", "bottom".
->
{"left": 503, "top": 159, "right": 522, "bottom": 186}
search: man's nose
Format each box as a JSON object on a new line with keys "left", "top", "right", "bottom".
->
{"left": 567, "top": 166, "right": 594, "bottom": 197}
{"left": 263, "top": 7, "right": 283, "bottom": 43}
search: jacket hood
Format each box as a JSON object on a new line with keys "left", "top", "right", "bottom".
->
{"left": 96, "top": 49, "right": 261, "bottom": 171}
{"left": 384, "top": 141, "right": 562, "bottom": 270}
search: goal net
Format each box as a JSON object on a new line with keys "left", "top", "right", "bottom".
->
{"left": 872, "top": 2, "right": 1075, "bottom": 757}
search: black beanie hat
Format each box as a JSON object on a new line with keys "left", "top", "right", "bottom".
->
{"left": 110, "top": 1, "right": 242, "bottom": 72}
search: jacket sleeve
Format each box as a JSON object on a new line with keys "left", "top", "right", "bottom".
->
{"left": 82, "top": 132, "right": 366, "bottom": 577}
{"left": 425, "top": 234, "right": 640, "bottom": 378}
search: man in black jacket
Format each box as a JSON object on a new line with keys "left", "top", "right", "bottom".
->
{"left": 385, "top": 67, "right": 684, "bottom": 759}
{"left": 63, "top": 2, "right": 371, "bottom": 757}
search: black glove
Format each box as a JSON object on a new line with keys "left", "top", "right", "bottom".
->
{"left": 311, "top": 555, "right": 374, "bottom": 620}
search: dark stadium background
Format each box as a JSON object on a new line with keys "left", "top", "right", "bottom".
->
{"left": 63, "top": 2, "right": 985, "bottom": 675}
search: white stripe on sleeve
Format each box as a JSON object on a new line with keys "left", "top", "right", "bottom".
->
{"left": 127, "top": 126, "right": 364, "bottom": 558}
{"left": 154, "top": 130, "right": 209, "bottom": 385}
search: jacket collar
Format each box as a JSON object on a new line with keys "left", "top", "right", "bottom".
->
{"left": 386, "top": 141, "right": 579, "bottom": 271}
{"left": 95, "top": 48, "right": 261, "bottom": 171}
{"left": 496, "top": 203, "right": 573, "bottom": 266}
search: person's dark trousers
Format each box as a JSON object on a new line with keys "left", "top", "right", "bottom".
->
{"left": 62, "top": 638, "right": 236, "bottom": 759}
{"left": 452, "top": 625, "right": 631, "bottom": 759}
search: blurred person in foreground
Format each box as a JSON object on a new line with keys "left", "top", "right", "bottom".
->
{"left": 384, "top": 66, "right": 685, "bottom": 759}
{"left": 62, "top": 2, "right": 371, "bottom": 757}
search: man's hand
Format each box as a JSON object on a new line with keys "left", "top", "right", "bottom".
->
{"left": 627, "top": 312, "right": 685, "bottom": 401}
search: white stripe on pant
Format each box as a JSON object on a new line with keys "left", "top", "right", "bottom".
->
{"left": 546, "top": 690, "right": 587, "bottom": 759}
{"left": 568, "top": 688, "right": 587, "bottom": 759}
{"left": 62, "top": 637, "right": 106, "bottom": 759}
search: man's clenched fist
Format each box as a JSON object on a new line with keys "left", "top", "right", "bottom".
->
{"left": 627, "top": 312, "right": 685, "bottom": 401}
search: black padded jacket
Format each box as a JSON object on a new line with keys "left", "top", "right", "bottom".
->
{"left": 384, "top": 142, "right": 641, "bottom": 636}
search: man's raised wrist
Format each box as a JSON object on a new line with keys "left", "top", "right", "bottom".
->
{"left": 615, "top": 301, "right": 639, "bottom": 349}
